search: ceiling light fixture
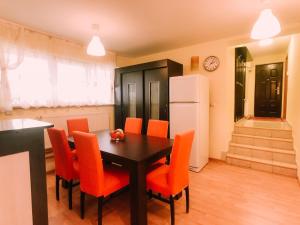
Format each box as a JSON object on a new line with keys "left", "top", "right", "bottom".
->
{"left": 258, "top": 38, "right": 273, "bottom": 46}
{"left": 87, "top": 24, "right": 106, "bottom": 56}
{"left": 251, "top": 8, "right": 281, "bottom": 40}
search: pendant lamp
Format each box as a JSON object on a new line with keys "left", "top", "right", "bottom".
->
{"left": 87, "top": 24, "right": 106, "bottom": 56}
{"left": 251, "top": 9, "right": 281, "bottom": 40}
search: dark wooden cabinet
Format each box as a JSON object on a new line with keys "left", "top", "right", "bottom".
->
{"left": 115, "top": 59, "right": 183, "bottom": 134}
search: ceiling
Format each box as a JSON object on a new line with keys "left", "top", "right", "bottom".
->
{"left": 0, "top": 0, "right": 300, "bottom": 57}
{"left": 246, "top": 35, "right": 291, "bottom": 58}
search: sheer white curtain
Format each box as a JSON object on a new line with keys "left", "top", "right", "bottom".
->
{"left": 7, "top": 53, "right": 114, "bottom": 108}
{"left": 0, "top": 22, "right": 115, "bottom": 111}
{"left": 0, "top": 29, "right": 24, "bottom": 112}
{"left": 53, "top": 59, "right": 114, "bottom": 106}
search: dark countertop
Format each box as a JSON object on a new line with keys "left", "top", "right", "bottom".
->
{"left": 0, "top": 119, "right": 53, "bottom": 134}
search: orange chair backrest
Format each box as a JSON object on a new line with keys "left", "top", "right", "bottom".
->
{"left": 147, "top": 119, "right": 169, "bottom": 138}
{"left": 73, "top": 131, "right": 104, "bottom": 197}
{"left": 168, "top": 130, "right": 195, "bottom": 195}
{"left": 124, "top": 117, "right": 142, "bottom": 134}
{"left": 47, "top": 128, "right": 74, "bottom": 180}
{"left": 67, "top": 118, "right": 89, "bottom": 137}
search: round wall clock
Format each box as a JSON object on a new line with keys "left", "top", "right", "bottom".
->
{"left": 203, "top": 56, "right": 220, "bottom": 72}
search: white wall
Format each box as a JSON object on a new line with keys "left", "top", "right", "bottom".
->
{"left": 117, "top": 38, "right": 236, "bottom": 159}
{"left": 0, "top": 105, "right": 115, "bottom": 131}
{"left": 286, "top": 34, "right": 300, "bottom": 178}
{"left": 244, "top": 54, "right": 287, "bottom": 117}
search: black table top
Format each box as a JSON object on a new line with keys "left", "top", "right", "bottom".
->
{"left": 68, "top": 130, "right": 173, "bottom": 163}
{"left": 0, "top": 119, "right": 53, "bottom": 134}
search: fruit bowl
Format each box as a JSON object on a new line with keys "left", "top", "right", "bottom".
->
{"left": 110, "top": 129, "right": 125, "bottom": 142}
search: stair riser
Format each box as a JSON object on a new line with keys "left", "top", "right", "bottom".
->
{"left": 229, "top": 146, "right": 296, "bottom": 164}
{"left": 232, "top": 136, "right": 293, "bottom": 150}
{"left": 234, "top": 126, "right": 292, "bottom": 139}
{"left": 226, "top": 157, "right": 297, "bottom": 177}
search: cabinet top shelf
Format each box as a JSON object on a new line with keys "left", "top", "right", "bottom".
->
{"left": 115, "top": 59, "right": 182, "bottom": 73}
{"left": 0, "top": 119, "right": 53, "bottom": 134}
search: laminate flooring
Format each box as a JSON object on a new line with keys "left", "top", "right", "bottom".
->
{"left": 48, "top": 160, "right": 300, "bottom": 225}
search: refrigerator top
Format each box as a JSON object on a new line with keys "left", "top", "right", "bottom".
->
{"left": 169, "top": 74, "right": 208, "bottom": 103}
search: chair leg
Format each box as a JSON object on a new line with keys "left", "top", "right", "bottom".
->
{"left": 148, "top": 190, "right": 153, "bottom": 200}
{"left": 185, "top": 186, "right": 189, "bottom": 213}
{"left": 68, "top": 180, "right": 73, "bottom": 210}
{"left": 55, "top": 175, "right": 60, "bottom": 201}
{"left": 98, "top": 197, "right": 104, "bottom": 225}
{"left": 169, "top": 196, "right": 175, "bottom": 225}
{"left": 80, "top": 191, "right": 85, "bottom": 219}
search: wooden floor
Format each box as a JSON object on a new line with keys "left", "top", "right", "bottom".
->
{"left": 48, "top": 160, "right": 300, "bottom": 225}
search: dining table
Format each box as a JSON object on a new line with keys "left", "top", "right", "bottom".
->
{"left": 68, "top": 129, "right": 173, "bottom": 225}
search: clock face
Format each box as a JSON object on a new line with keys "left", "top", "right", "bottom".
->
{"left": 203, "top": 56, "right": 220, "bottom": 72}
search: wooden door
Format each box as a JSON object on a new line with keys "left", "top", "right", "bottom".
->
{"left": 144, "top": 67, "right": 168, "bottom": 133}
{"left": 121, "top": 71, "right": 144, "bottom": 128}
{"left": 255, "top": 63, "right": 283, "bottom": 117}
{"left": 235, "top": 55, "right": 246, "bottom": 121}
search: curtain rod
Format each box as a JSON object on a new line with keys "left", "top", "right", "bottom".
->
{"left": 0, "top": 17, "right": 84, "bottom": 46}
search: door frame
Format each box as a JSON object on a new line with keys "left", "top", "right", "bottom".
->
{"left": 254, "top": 62, "right": 284, "bottom": 118}
{"left": 234, "top": 47, "right": 252, "bottom": 122}
{"left": 282, "top": 57, "right": 288, "bottom": 119}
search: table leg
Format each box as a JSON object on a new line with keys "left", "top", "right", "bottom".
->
{"left": 130, "top": 162, "right": 147, "bottom": 225}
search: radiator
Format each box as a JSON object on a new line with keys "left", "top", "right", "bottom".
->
{"left": 41, "top": 112, "right": 110, "bottom": 149}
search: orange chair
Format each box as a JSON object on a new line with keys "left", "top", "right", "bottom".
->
{"left": 124, "top": 117, "right": 142, "bottom": 134}
{"left": 67, "top": 118, "right": 89, "bottom": 137}
{"left": 146, "top": 130, "right": 195, "bottom": 225}
{"left": 147, "top": 119, "right": 169, "bottom": 138}
{"left": 47, "top": 128, "right": 79, "bottom": 210}
{"left": 73, "top": 131, "right": 129, "bottom": 225}
{"left": 147, "top": 119, "right": 169, "bottom": 165}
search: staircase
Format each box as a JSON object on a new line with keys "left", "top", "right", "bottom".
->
{"left": 226, "top": 119, "right": 297, "bottom": 177}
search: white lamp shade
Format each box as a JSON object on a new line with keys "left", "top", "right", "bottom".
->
{"left": 87, "top": 35, "right": 106, "bottom": 56}
{"left": 251, "top": 9, "right": 281, "bottom": 40}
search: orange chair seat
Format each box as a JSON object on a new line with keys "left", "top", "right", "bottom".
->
{"left": 146, "top": 165, "right": 172, "bottom": 197}
{"left": 102, "top": 165, "right": 129, "bottom": 197}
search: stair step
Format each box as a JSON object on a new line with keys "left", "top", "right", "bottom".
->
{"left": 228, "top": 144, "right": 296, "bottom": 164}
{"left": 234, "top": 126, "right": 292, "bottom": 139}
{"left": 235, "top": 119, "right": 292, "bottom": 131}
{"left": 227, "top": 153, "right": 297, "bottom": 169}
{"left": 232, "top": 133, "right": 293, "bottom": 142}
{"left": 226, "top": 153, "right": 297, "bottom": 177}
{"left": 229, "top": 143, "right": 295, "bottom": 155}
{"left": 231, "top": 133, "right": 293, "bottom": 150}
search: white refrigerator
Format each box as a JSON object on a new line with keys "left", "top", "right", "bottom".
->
{"left": 169, "top": 74, "right": 209, "bottom": 172}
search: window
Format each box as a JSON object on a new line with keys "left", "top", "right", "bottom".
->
{"left": 8, "top": 55, "right": 52, "bottom": 107}
{"left": 7, "top": 53, "right": 114, "bottom": 108}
